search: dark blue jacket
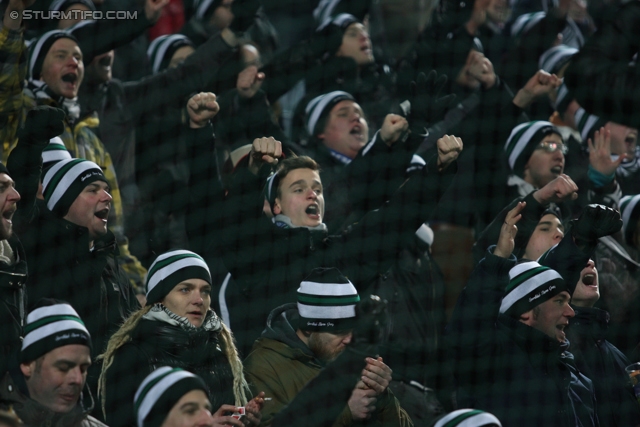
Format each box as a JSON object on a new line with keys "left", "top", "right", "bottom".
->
{"left": 568, "top": 305, "right": 640, "bottom": 427}
{"left": 447, "top": 250, "right": 599, "bottom": 426}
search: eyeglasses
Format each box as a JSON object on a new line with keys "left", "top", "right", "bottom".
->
{"left": 536, "top": 140, "right": 568, "bottom": 154}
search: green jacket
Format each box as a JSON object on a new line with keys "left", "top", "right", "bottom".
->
{"left": 244, "top": 304, "right": 412, "bottom": 427}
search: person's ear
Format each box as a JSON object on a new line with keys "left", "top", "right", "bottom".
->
{"left": 519, "top": 309, "right": 534, "bottom": 326}
{"left": 273, "top": 198, "right": 282, "bottom": 215}
{"left": 20, "top": 361, "right": 35, "bottom": 378}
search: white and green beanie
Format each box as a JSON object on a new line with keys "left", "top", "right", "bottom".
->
{"left": 297, "top": 267, "right": 360, "bottom": 331}
{"left": 134, "top": 367, "right": 208, "bottom": 427}
{"left": 42, "top": 137, "right": 72, "bottom": 170}
{"left": 504, "top": 121, "right": 562, "bottom": 176}
{"left": 620, "top": 195, "right": 640, "bottom": 246}
{"left": 433, "top": 409, "right": 502, "bottom": 427}
{"left": 538, "top": 44, "right": 578, "bottom": 75}
{"left": 500, "top": 261, "right": 567, "bottom": 317}
{"left": 42, "top": 158, "right": 107, "bottom": 217}
{"left": 21, "top": 301, "right": 91, "bottom": 363}
{"left": 146, "top": 250, "right": 211, "bottom": 305}
{"left": 146, "top": 34, "right": 194, "bottom": 74}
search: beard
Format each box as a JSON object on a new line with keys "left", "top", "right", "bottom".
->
{"left": 308, "top": 333, "right": 346, "bottom": 364}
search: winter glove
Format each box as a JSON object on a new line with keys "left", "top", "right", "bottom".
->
{"left": 229, "top": 0, "right": 261, "bottom": 35}
{"left": 401, "top": 70, "right": 456, "bottom": 138}
{"left": 571, "top": 204, "right": 622, "bottom": 253}
{"left": 17, "top": 106, "right": 66, "bottom": 149}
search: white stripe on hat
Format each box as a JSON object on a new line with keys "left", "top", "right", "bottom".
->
{"left": 506, "top": 121, "right": 554, "bottom": 171}
{"left": 147, "top": 256, "right": 210, "bottom": 296}
{"left": 499, "top": 269, "right": 563, "bottom": 314}
{"left": 511, "top": 12, "right": 545, "bottom": 37}
{"left": 136, "top": 368, "right": 195, "bottom": 427}
{"left": 575, "top": 107, "right": 600, "bottom": 142}
{"left": 195, "top": 0, "right": 217, "bottom": 20}
{"left": 538, "top": 45, "right": 577, "bottom": 73}
{"left": 306, "top": 91, "right": 353, "bottom": 135}
{"left": 508, "top": 261, "right": 539, "bottom": 279}
{"left": 148, "top": 34, "right": 191, "bottom": 74}
{"left": 297, "top": 302, "right": 356, "bottom": 319}
{"left": 29, "top": 30, "right": 66, "bottom": 79}
{"left": 26, "top": 303, "right": 79, "bottom": 324}
{"left": 621, "top": 195, "right": 640, "bottom": 238}
{"left": 298, "top": 280, "right": 357, "bottom": 296}
{"left": 434, "top": 409, "right": 502, "bottom": 427}
{"left": 44, "top": 160, "right": 102, "bottom": 211}
{"left": 313, "top": 0, "right": 341, "bottom": 24}
{"left": 22, "top": 320, "right": 90, "bottom": 350}
{"left": 42, "top": 137, "right": 71, "bottom": 164}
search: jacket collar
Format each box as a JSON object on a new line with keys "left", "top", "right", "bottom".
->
{"left": 497, "top": 313, "right": 568, "bottom": 357}
{"left": 2, "top": 370, "right": 92, "bottom": 427}
{"left": 569, "top": 305, "right": 609, "bottom": 341}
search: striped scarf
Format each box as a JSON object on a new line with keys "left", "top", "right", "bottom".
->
{"left": 25, "top": 79, "right": 81, "bottom": 123}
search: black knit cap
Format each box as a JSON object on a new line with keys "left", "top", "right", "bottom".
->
{"left": 146, "top": 34, "right": 195, "bottom": 74}
{"left": 0, "top": 163, "right": 10, "bottom": 177}
{"left": 28, "top": 30, "right": 79, "bottom": 80}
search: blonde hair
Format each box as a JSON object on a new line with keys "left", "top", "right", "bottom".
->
{"left": 97, "top": 305, "right": 250, "bottom": 418}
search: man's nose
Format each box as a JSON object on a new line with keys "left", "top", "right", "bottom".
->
{"left": 564, "top": 303, "right": 575, "bottom": 318}
{"left": 8, "top": 187, "right": 20, "bottom": 202}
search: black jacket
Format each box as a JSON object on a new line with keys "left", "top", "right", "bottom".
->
{"left": 104, "top": 316, "right": 235, "bottom": 427}
{"left": 210, "top": 150, "right": 457, "bottom": 354}
{"left": 0, "top": 235, "right": 27, "bottom": 377}
{"left": 447, "top": 251, "right": 599, "bottom": 426}
{"left": 567, "top": 305, "right": 640, "bottom": 426}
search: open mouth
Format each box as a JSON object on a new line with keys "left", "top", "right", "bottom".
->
{"left": 350, "top": 125, "right": 365, "bottom": 139}
{"left": 94, "top": 209, "right": 109, "bottom": 221}
{"left": 305, "top": 205, "right": 319, "bottom": 216}
{"left": 582, "top": 273, "right": 596, "bottom": 286}
{"left": 2, "top": 208, "right": 15, "bottom": 222}
{"left": 62, "top": 73, "right": 78, "bottom": 84}
{"left": 550, "top": 166, "right": 563, "bottom": 174}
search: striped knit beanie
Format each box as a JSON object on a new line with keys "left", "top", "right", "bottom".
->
{"left": 433, "top": 409, "right": 502, "bottom": 427}
{"left": 28, "top": 30, "right": 79, "bottom": 80}
{"left": 42, "top": 158, "right": 107, "bottom": 217}
{"left": 21, "top": 300, "right": 91, "bottom": 363}
{"left": 42, "top": 137, "right": 72, "bottom": 170}
{"left": 511, "top": 11, "right": 546, "bottom": 38}
{"left": 147, "top": 34, "right": 194, "bottom": 74}
{"left": 297, "top": 267, "right": 360, "bottom": 331}
{"left": 193, "top": 0, "right": 223, "bottom": 20}
{"left": 500, "top": 261, "right": 567, "bottom": 317}
{"left": 538, "top": 45, "right": 578, "bottom": 75}
{"left": 620, "top": 195, "right": 640, "bottom": 246}
{"left": 316, "top": 12, "right": 359, "bottom": 32}
{"left": 50, "top": 0, "right": 96, "bottom": 12}
{"left": 574, "top": 107, "right": 607, "bottom": 143}
{"left": 305, "top": 91, "right": 355, "bottom": 137}
{"left": 134, "top": 367, "right": 208, "bottom": 427}
{"left": 504, "top": 121, "right": 562, "bottom": 176}
{"left": 146, "top": 250, "right": 212, "bottom": 305}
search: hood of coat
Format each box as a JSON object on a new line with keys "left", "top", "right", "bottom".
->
{"left": 259, "top": 303, "right": 318, "bottom": 363}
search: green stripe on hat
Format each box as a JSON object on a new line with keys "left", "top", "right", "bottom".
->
{"left": 499, "top": 261, "right": 566, "bottom": 316}
{"left": 145, "top": 250, "right": 211, "bottom": 304}
{"left": 504, "top": 265, "right": 549, "bottom": 293}
{"left": 443, "top": 410, "right": 483, "bottom": 427}
{"left": 297, "top": 293, "right": 361, "bottom": 306}
{"left": 134, "top": 367, "right": 183, "bottom": 414}
{"left": 435, "top": 409, "right": 502, "bottom": 427}
{"left": 42, "top": 158, "right": 84, "bottom": 201}
{"left": 21, "top": 303, "right": 91, "bottom": 362}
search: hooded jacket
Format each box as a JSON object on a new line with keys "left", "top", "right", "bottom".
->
{"left": 447, "top": 250, "right": 599, "bottom": 427}
{"left": 0, "top": 370, "right": 105, "bottom": 427}
{"left": 244, "top": 303, "right": 410, "bottom": 427}
{"left": 567, "top": 305, "right": 640, "bottom": 426}
{"left": 103, "top": 311, "right": 236, "bottom": 427}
